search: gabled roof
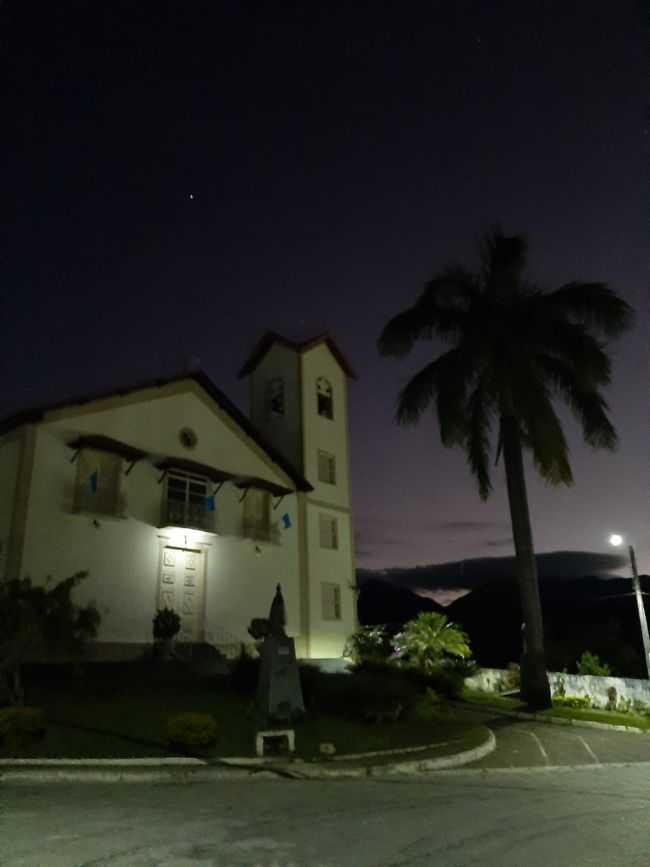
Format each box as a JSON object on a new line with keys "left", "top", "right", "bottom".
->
{"left": 0, "top": 371, "right": 313, "bottom": 492}
{"left": 238, "top": 331, "right": 357, "bottom": 380}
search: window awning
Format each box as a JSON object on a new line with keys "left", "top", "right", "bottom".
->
{"left": 233, "top": 476, "right": 293, "bottom": 498}
{"left": 67, "top": 435, "right": 147, "bottom": 463}
{"left": 155, "top": 457, "right": 237, "bottom": 484}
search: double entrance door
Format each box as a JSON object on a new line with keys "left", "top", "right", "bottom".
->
{"left": 159, "top": 546, "right": 205, "bottom": 642}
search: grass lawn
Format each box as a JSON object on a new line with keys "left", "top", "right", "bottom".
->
{"left": 461, "top": 687, "right": 650, "bottom": 730}
{"left": 0, "top": 667, "right": 482, "bottom": 761}
{"left": 461, "top": 688, "right": 525, "bottom": 712}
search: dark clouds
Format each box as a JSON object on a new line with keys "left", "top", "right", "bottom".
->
{"left": 483, "top": 538, "right": 514, "bottom": 549}
{"left": 355, "top": 515, "right": 515, "bottom": 563}
{"left": 358, "top": 550, "right": 631, "bottom": 594}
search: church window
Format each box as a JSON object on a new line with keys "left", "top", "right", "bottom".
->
{"left": 318, "top": 450, "right": 336, "bottom": 485}
{"left": 74, "top": 449, "right": 123, "bottom": 517}
{"left": 319, "top": 513, "right": 338, "bottom": 549}
{"left": 243, "top": 488, "right": 271, "bottom": 541}
{"left": 316, "top": 377, "right": 333, "bottom": 419}
{"left": 321, "top": 582, "right": 342, "bottom": 620}
{"left": 267, "top": 378, "right": 285, "bottom": 418}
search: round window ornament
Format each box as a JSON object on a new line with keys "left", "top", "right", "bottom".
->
{"left": 179, "top": 427, "right": 198, "bottom": 450}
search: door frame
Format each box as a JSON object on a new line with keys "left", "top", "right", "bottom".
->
{"left": 156, "top": 534, "right": 212, "bottom": 642}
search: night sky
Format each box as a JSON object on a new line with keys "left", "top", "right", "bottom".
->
{"left": 2, "top": 2, "right": 648, "bottom": 599}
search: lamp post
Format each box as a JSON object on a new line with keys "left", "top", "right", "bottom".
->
{"left": 609, "top": 534, "right": 650, "bottom": 679}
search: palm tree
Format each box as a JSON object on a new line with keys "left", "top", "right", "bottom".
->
{"left": 378, "top": 229, "right": 634, "bottom": 709}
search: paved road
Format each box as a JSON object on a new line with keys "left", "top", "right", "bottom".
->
{"left": 3, "top": 766, "right": 650, "bottom": 866}
{"left": 462, "top": 709, "right": 650, "bottom": 769}
{"left": 3, "top": 717, "right": 650, "bottom": 867}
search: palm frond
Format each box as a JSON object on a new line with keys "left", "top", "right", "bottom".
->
{"left": 395, "top": 346, "right": 476, "bottom": 433}
{"left": 378, "top": 268, "right": 475, "bottom": 357}
{"left": 480, "top": 229, "right": 528, "bottom": 296}
{"left": 465, "top": 374, "right": 494, "bottom": 500}
{"left": 535, "top": 319, "right": 612, "bottom": 387}
{"left": 535, "top": 354, "right": 618, "bottom": 449}
{"left": 512, "top": 368, "right": 573, "bottom": 486}
{"left": 543, "top": 282, "right": 635, "bottom": 337}
{"left": 378, "top": 305, "right": 429, "bottom": 357}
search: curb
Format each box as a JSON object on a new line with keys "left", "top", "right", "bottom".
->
{"left": 454, "top": 700, "right": 649, "bottom": 735}
{"left": 0, "top": 728, "right": 496, "bottom": 783}
{"left": 268, "top": 727, "right": 496, "bottom": 779}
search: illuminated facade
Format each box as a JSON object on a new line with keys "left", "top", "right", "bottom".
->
{"left": 0, "top": 333, "right": 357, "bottom": 661}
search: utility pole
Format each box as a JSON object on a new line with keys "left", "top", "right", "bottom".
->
{"left": 629, "top": 545, "right": 650, "bottom": 679}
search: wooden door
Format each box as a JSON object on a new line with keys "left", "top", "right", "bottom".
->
{"left": 159, "top": 547, "right": 205, "bottom": 642}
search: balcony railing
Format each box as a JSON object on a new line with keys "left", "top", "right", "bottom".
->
{"left": 162, "top": 499, "right": 214, "bottom": 532}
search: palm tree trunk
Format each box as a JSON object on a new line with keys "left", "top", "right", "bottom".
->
{"left": 501, "top": 414, "right": 551, "bottom": 709}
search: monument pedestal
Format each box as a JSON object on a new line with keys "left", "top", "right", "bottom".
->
{"left": 256, "top": 633, "right": 305, "bottom": 725}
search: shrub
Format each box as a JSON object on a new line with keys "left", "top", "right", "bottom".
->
{"left": 166, "top": 712, "right": 218, "bottom": 750}
{"left": 152, "top": 608, "right": 181, "bottom": 641}
{"left": 0, "top": 706, "right": 45, "bottom": 737}
{"left": 552, "top": 695, "right": 592, "bottom": 709}
{"left": 411, "top": 688, "right": 445, "bottom": 722}
{"left": 343, "top": 625, "right": 393, "bottom": 665}
{"left": 606, "top": 686, "right": 617, "bottom": 710}
{"left": 576, "top": 651, "right": 612, "bottom": 677}
{"left": 0, "top": 706, "right": 46, "bottom": 753}
{"left": 310, "top": 670, "right": 419, "bottom": 720}
{"left": 298, "top": 663, "right": 327, "bottom": 710}
{"left": 229, "top": 645, "right": 260, "bottom": 694}
{"left": 0, "top": 572, "right": 100, "bottom": 705}
{"left": 391, "top": 612, "right": 471, "bottom": 676}
{"left": 418, "top": 662, "right": 470, "bottom": 700}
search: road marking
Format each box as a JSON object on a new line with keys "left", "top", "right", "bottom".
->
{"left": 578, "top": 735, "right": 600, "bottom": 765}
{"left": 526, "top": 730, "right": 550, "bottom": 765}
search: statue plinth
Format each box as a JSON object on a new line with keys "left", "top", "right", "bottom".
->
{"left": 251, "top": 583, "right": 305, "bottom": 725}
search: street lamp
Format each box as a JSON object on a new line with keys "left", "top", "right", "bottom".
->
{"left": 609, "top": 533, "right": 650, "bottom": 679}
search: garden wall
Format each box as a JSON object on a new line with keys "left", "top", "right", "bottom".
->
{"left": 467, "top": 667, "right": 650, "bottom": 710}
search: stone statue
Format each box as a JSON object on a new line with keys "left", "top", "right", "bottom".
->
{"left": 268, "top": 584, "right": 286, "bottom": 635}
{"left": 254, "top": 583, "right": 305, "bottom": 725}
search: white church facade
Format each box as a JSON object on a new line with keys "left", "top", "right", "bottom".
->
{"left": 0, "top": 332, "right": 357, "bottom": 661}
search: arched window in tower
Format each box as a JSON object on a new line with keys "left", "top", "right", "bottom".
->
{"left": 267, "top": 377, "right": 284, "bottom": 418}
{"left": 316, "top": 377, "right": 333, "bottom": 419}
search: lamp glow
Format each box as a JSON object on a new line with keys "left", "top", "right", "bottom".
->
{"left": 609, "top": 533, "right": 623, "bottom": 547}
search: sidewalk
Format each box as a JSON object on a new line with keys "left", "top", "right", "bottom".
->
{"left": 0, "top": 726, "right": 495, "bottom": 783}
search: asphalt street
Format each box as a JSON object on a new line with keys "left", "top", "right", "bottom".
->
{"left": 3, "top": 717, "right": 650, "bottom": 867}
{"left": 464, "top": 710, "right": 650, "bottom": 769}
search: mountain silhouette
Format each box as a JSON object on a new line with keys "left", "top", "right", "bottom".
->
{"left": 446, "top": 574, "right": 650, "bottom": 677}
{"left": 357, "top": 578, "right": 445, "bottom": 630}
{"left": 356, "top": 572, "right": 650, "bottom": 678}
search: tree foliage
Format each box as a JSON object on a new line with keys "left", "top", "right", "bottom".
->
{"left": 378, "top": 227, "right": 633, "bottom": 710}
{"left": 0, "top": 572, "right": 101, "bottom": 705}
{"left": 343, "top": 625, "right": 393, "bottom": 665}
{"left": 576, "top": 651, "right": 612, "bottom": 677}
{"left": 392, "top": 612, "right": 471, "bottom": 675}
{"left": 378, "top": 227, "right": 634, "bottom": 500}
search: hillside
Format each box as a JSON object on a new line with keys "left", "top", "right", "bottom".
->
{"left": 446, "top": 575, "right": 650, "bottom": 677}
{"left": 357, "top": 577, "right": 445, "bottom": 629}
{"left": 355, "top": 571, "right": 650, "bottom": 678}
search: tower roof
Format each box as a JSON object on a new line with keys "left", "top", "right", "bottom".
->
{"left": 238, "top": 331, "right": 357, "bottom": 380}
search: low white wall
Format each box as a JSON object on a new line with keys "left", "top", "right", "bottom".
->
{"left": 467, "top": 667, "right": 650, "bottom": 710}
{"left": 548, "top": 672, "right": 650, "bottom": 710}
{"left": 465, "top": 667, "right": 520, "bottom": 693}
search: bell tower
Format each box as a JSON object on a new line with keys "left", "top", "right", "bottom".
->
{"left": 239, "top": 332, "right": 357, "bottom": 658}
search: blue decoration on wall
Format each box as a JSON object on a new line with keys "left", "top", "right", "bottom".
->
{"left": 206, "top": 495, "right": 215, "bottom": 512}
{"left": 282, "top": 513, "right": 291, "bottom": 529}
{"left": 89, "top": 471, "right": 98, "bottom": 494}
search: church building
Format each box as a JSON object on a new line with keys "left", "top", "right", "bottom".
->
{"left": 0, "top": 332, "right": 357, "bottom": 661}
